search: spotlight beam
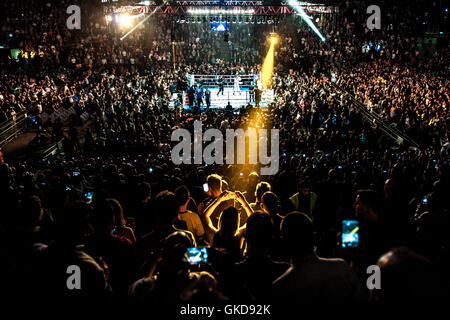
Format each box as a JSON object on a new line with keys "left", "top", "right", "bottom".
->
{"left": 120, "top": 14, "right": 151, "bottom": 41}
{"left": 288, "top": 0, "right": 326, "bottom": 42}
{"left": 261, "top": 36, "right": 276, "bottom": 89}
{"left": 120, "top": 1, "right": 168, "bottom": 41}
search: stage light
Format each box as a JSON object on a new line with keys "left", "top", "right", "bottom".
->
{"left": 105, "top": 15, "right": 113, "bottom": 23}
{"left": 120, "top": 13, "right": 132, "bottom": 28}
{"left": 269, "top": 34, "right": 278, "bottom": 45}
{"left": 113, "top": 13, "right": 119, "bottom": 24}
{"left": 288, "top": 0, "right": 326, "bottom": 42}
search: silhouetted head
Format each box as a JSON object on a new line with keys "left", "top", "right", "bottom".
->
{"left": 297, "top": 179, "right": 311, "bottom": 197}
{"left": 180, "top": 271, "right": 227, "bottom": 301}
{"left": 175, "top": 185, "right": 190, "bottom": 208}
{"left": 375, "top": 247, "right": 442, "bottom": 301}
{"left": 136, "top": 182, "right": 151, "bottom": 203}
{"left": 106, "top": 198, "right": 126, "bottom": 227}
{"left": 281, "top": 211, "right": 314, "bottom": 257}
{"left": 261, "top": 191, "right": 278, "bottom": 216}
{"left": 155, "top": 190, "right": 179, "bottom": 225}
{"left": 206, "top": 174, "right": 222, "bottom": 197}
{"left": 255, "top": 181, "right": 271, "bottom": 203}
{"left": 158, "top": 230, "right": 195, "bottom": 278}
{"left": 245, "top": 211, "right": 273, "bottom": 254}
{"left": 354, "top": 189, "right": 381, "bottom": 222}
{"left": 218, "top": 207, "right": 239, "bottom": 238}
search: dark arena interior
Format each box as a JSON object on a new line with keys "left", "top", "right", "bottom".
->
{"left": 0, "top": 0, "right": 449, "bottom": 313}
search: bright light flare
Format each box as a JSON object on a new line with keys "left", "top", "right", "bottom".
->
{"left": 270, "top": 35, "right": 278, "bottom": 45}
{"left": 261, "top": 35, "right": 277, "bottom": 89}
{"left": 120, "top": 13, "right": 132, "bottom": 28}
{"left": 120, "top": 13, "right": 148, "bottom": 41}
{"left": 288, "top": 0, "right": 326, "bottom": 42}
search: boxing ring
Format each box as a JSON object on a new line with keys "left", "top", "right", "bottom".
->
{"left": 178, "top": 74, "right": 274, "bottom": 109}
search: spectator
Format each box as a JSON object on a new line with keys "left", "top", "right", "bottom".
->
{"left": 230, "top": 212, "right": 290, "bottom": 300}
{"left": 175, "top": 185, "right": 205, "bottom": 244}
{"left": 250, "top": 181, "right": 271, "bottom": 212}
{"left": 29, "top": 201, "right": 107, "bottom": 300}
{"left": 287, "top": 180, "right": 318, "bottom": 218}
{"left": 107, "top": 198, "right": 136, "bottom": 245}
{"left": 273, "top": 212, "right": 365, "bottom": 300}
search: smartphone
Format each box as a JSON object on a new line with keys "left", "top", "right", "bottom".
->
{"left": 183, "top": 247, "right": 208, "bottom": 265}
{"left": 338, "top": 165, "right": 342, "bottom": 169}
{"left": 203, "top": 183, "right": 209, "bottom": 192}
{"left": 341, "top": 220, "right": 359, "bottom": 248}
{"left": 422, "top": 196, "right": 428, "bottom": 205}
{"left": 149, "top": 168, "right": 153, "bottom": 173}
{"left": 240, "top": 172, "right": 243, "bottom": 176}
{"left": 73, "top": 172, "right": 80, "bottom": 177}
{"left": 85, "top": 191, "right": 93, "bottom": 204}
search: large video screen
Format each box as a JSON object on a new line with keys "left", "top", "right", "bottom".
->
{"left": 211, "top": 22, "right": 229, "bottom": 32}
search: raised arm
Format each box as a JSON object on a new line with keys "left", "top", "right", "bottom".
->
{"left": 235, "top": 191, "right": 254, "bottom": 218}
{"left": 234, "top": 191, "right": 254, "bottom": 235}
{"left": 203, "top": 191, "right": 230, "bottom": 234}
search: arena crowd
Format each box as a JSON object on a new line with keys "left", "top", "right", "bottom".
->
{"left": 0, "top": 0, "right": 448, "bottom": 305}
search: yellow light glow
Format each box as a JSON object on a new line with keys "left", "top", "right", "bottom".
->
{"left": 261, "top": 36, "right": 277, "bottom": 89}
{"left": 270, "top": 36, "right": 278, "bottom": 45}
{"left": 106, "top": 15, "right": 113, "bottom": 22}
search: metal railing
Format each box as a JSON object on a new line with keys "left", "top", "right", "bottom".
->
{"left": 0, "top": 111, "right": 28, "bottom": 149}
{"left": 188, "top": 74, "right": 257, "bottom": 88}
{"left": 330, "top": 81, "right": 421, "bottom": 149}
